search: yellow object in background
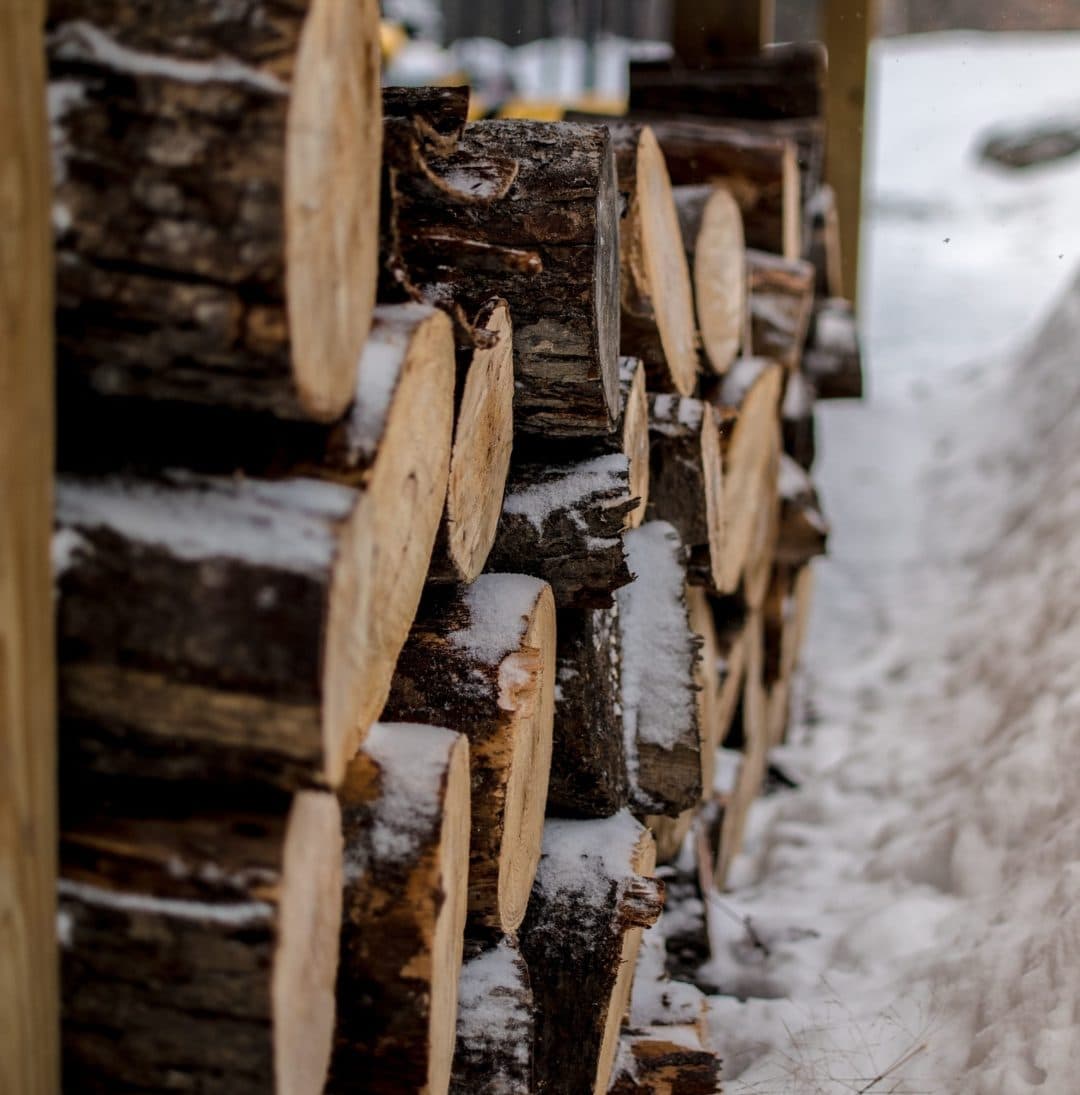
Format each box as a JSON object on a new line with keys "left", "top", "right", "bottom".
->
{"left": 380, "top": 20, "right": 408, "bottom": 63}
{"left": 496, "top": 95, "right": 627, "bottom": 121}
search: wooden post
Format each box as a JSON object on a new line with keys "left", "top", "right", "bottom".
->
{"left": 672, "top": 0, "right": 775, "bottom": 64}
{"left": 823, "top": 0, "right": 877, "bottom": 302}
{"left": 0, "top": 1, "right": 59, "bottom": 1091}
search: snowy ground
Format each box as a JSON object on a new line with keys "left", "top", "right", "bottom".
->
{"left": 703, "top": 32, "right": 1080, "bottom": 1094}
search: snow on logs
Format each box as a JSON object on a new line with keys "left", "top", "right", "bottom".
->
{"left": 746, "top": 248, "right": 817, "bottom": 371}
{"left": 519, "top": 812, "right": 665, "bottom": 1094}
{"left": 804, "top": 297, "right": 865, "bottom": 400}
{"left": 381, "top": 106, "right": 622, "bottom": 436}
{"left": 330, "top": 723, "right": 470, "bottom": 1095}
{"left": 382, "top": 575, "right": 556, "bottom": 933}
{"left": 60, "top": 789, "right": 342, "bottom": 1094}
{"left": 674, "top": 184, "right": 747, "bottom": 374}
{"left": 48, "top": 0, "right": 381, "bottom": 422}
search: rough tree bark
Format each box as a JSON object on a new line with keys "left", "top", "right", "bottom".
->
{"left": 777, "top": 453, "right": 829, "bottom": 567}
{"left": 746, "top": 248, "right": 816, "bottom": 370}
{"left": 330, "top": 723, "right": 470, "bottom": 1095}
{"left": 48, "top": 0, "right": 381, "bottom": 422}
{"left": 808, "top": 183, "right": 844, "bottom": 297}
{"left": 382, "top": 575, "right": 556, "bottom": 933}
{"left": 804, "top": 297, "right": 864, "bottom": 399}
{"left": 782, "top": 368, "right": 817, "bottom": 471}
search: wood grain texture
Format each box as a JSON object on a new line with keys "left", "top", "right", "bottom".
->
{"left": 0, "top": 2, "right": 59, "bottom": 1090}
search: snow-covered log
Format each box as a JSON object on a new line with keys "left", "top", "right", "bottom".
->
{"left": 777, "top": 454, "right": 829, "bottom": 567}
{"left": 546, "top": 604, "right": 628, "bottom": 819}
{"left": 487, "top": 454, "right": 636, "bottom": 608}
{"left": 519, "top": 812, "right": 664, "bottom": 1095}
{"left": 746, "top": 248, "right": 816, "bottom": 371}
{"left": 803, "top": 297, "right": 864, "bottom": 399}
{"left": 782, "top": 368, "right": 817, "bottom": 471}
{"left": 382, "top": 575, "right": 556, "bottom": 933}
{"left": 450, "top": 937, "right": 534, "bottom": 1095}
{"left": 618, "top": 522, "right": 703, "bottom": 817}
{"left": 674, "top": 184, "right": 747, "bottom": 375}
{"left": 329, "top": 724, "right": 470, "bottom": 1095}
{"left": 382, "top": 116, "right": 621, "bottom": 437}
{"left": 808, "top": 183, "right": 844, "bottom": 297}
{"left": 48, "top": 1, "right": 381, "bottom": 422}
{"left": 60, "top": 790, "right": 341, "bottom": 1094}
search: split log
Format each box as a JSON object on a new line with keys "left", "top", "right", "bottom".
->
{"left": 714, "top": 614, "right": 749, "bottom": 751}
{"left": 782, "top": 369, "right": 817, "bottom": 471}
{"left": 746, "top": 249, "right": 816, "bottom": 371}
{"left": 629, "top": 44, "right": 827, "bottom": 122}
{"left": 707, "top": 358, "right": 784, "bottom": 595}
{"left": 646, "top": 394, "right": 725, "bottom": 591}
{"left": 48, "top": 1, "right": 381, "bottom": 422}
{"left": 777, "top": 454, "right": 829, "bottom": 567}
{"left": 609, "top": 1031, "right": 722, "bottom": 1095}
{"left": 804, "top": 297, "right": 864, "bottom": 399}
{"left": 808, "top": 183, "right": 844, "bottom": 297}
{"left": 519, "top": 812, "right": 664, "bottom": 1095}
{"left": 546, "top": 604, "right": 628, "bottom": 819}
{"left": 430, "top": 298, "right": 515, "bottom": 583}
{"left": 618, "top": 522, "right": 703, "bottom": 817}
{"left": 383, "top": 84, "right": 469, "bottom": 143}
{"left": 607, "top": 123, "right": 699, "bottom": 396}
{"left": 763, "top": 562, "right": 815, "bottom": 747}
{"left": 688, "top": 586, "right": 722, "bottom": 797}
{"left": 647, "top": 810, "right": 695, "bottom": 865}
{"left": 382, "top": 117, "right": 621, "bottom": 436}
{"left": 382, "top": 575, "right": 556, "bottom": 933}
{"left": 645, "top": 119, "right": 800, "bottom": 260}
{"left": 630, "top": 929, "right": 711, "bottom": 1044}
{"left": 674, "top": 184, "right": 747, "bottom": 374}
{"left": 451, "top": 937, "right": 534, "bottom": 1095}
{"left": 487, "top": 454, "right": 635, "bottom": 608}
{"left": 60, "top": 790, "right": 342, "bottom": 1095}
{"left": 330, "top": 723, "right": 470, "bottom": 1095}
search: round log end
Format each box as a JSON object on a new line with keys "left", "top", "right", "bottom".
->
{"left": 286, "top": 0, "right": 381, "bottom": 421}
{"left": 322, "top": 305, "right": 456, "bottom": 784}
{"left": 429, "top": 731, "right": 472, "bottom": 1095}
{"left": 689, "top": 187, "right": 747, "bottom": 376}
{"left": 622, "top": 358, "right": 650, "bottom": 529}
{"left": 273, "top": 791, "right": 344, "bottom": 1095}
{"left": 497, "top": 582, "right": 557, "bottom": 932}
{"left": 636, "top": 127, "right": 699, "bottom": 398}
{"left": 446, "top": 300, "right": 515, "bottom": 582}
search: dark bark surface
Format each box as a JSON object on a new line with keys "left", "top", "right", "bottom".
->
{"left": 747, "top": 249, "right": 816, "bottom": 370}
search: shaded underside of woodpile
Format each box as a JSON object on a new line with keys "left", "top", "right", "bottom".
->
{"left": 49, "top": 5, "right": 861, "bottom": 1091}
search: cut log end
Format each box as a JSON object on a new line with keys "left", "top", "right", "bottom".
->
{"left": 286, "top": 0, "right": 381, "bottom": 421}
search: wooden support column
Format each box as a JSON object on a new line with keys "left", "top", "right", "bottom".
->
{"left": 0, "top": 1, "right": 59, "bottom": 1090}
{"left": 672, "top": 0, "right": 775, "bottom": 64}
{"left": 823, "top": 0, "right": 877, "bottom": 302}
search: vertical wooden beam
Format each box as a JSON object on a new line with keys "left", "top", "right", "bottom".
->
{"left": 671, "top": 0, "right": 776, "bottom": 65}
{"left": 0, "top": 1, "right": 59, "bottom": 1092}
{"left": 823, "top": 0, "right": 877, "bottom": 302}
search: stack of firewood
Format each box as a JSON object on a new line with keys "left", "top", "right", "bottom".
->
{"left": 47, "top": 4, "right": 860, "bottom": 1092}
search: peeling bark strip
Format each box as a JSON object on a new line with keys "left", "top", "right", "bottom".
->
{"left": 646, "top": 393, "right": 725, "bottom": 591}
{"left": 519, "top": 813, "right": 664, "bottom": 1095}
{"left": 804, "top": 297, "right": 864, "bottom": 399}
{"left": 487, "top": 453, "right": 635, "bottom": 608}
{"left": 618, "top": 522, "right": 703, "bottom": 817}
{"left": 451, "top": 936, "right": 534, "bottom": 1095}
{"left": 48, "top": 0, "right": 381, "bottom": 422}
{"left": 330, "top": 723, "right": 470, "bottom": 1095}
{"left": 746, "top": 249, "right": 816, "bottom": 371}
{"left": 381, "top": 115, "right": 621, "bottom": 436}
{"left": 60, "top": 790, "right": 342, "bottom": 1095}
{"left": 382, "top": 575, "right": 556, "bottom": 933}
{"left": 546, "top": 604, "right": 628, "bottom": 819}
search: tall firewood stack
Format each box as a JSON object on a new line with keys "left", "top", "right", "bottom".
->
{"left": 47, "top": 5, "right": 855, "bottom": 1089}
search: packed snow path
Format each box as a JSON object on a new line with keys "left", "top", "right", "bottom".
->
{"left": 705, "top": 32, "right": 1080, "bottom": 1094}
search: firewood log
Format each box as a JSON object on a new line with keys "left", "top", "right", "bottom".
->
{"left": 519, "top": 812, "right": 665, "bottom": 1094}
{"left": 714, "top": 613, "right": 749, "bottom": 751}
{"left": 808, "top": 183, "right": 844, "bottom": 297}
{"left": 674, "top": 184, "right": 747, "bottom": 375}
{"left": 48, "top": 0, "right": 381, "bottom": 422}
{"left": 429, "top": 298, "right": 515, "bottom": 583}
{"left": 630, "top": 44, "right": 827, "bottom": 122}
{"left": 618, "top": 522, "right": 703, "bottom": 817}
{"left": 609, "top": 1031, "right": 722, "bottom": 1095}
{"left": 777, "top": 454, "right": 829, "bottom": 567}
{"left": 644, "top": 118, "right": 800, "bottom": 260}
{"left": 383, "top": 84, "right": 469, "bottom": 143}
{"left": 487, "top": 455, "right": 636, "bottom": 608}
{"left": 646, "top": 393, "right": 726, "bottom": 591}
{"left": 688, "top": 586, "right": 723, "bottom": 798}
{"left": 746, "top": 249, "right": 816, "bottom": 371}
{"left": 382, "top": 575, "right": 556, "bottom": 932}
{"left": 605, "top": 123, "right": 699, "bottom": 396}
{"left": 743, "top": 438, "right": 781, "bottom": 612}
{"left": 60, "top": 789, "right": 341, "bottom": 1094}
{"left": 382, "top": 115, "right": 621, "bottom": 436}
{"left": 330, "top": 723, "right": 470, "bottom": 1095}
{"left": 546, "top": 604, "right": 628, "bottom": 818}
{"left": 763, "top": 561, "right": 815, "bottom": 747}
{"left": 804, "top": 297, "right": 864, "bottom": 399}
{"left": 630, "top": 929, "right": 712, "bottom": 1044}
{"left": 647, "top": 809, "right": 695, "bottom": 864}
{"left": 782, "top": 369, "right": 817, "bottom": 471}
{"left": 450, "top": 937, "right": 534, "bottom": 1095}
